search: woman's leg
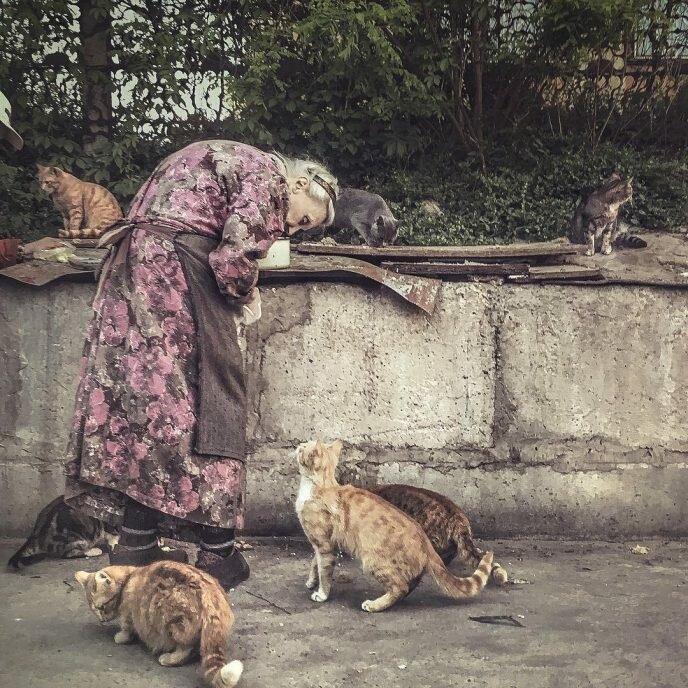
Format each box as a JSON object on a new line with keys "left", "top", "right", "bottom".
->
{"left": 200, "top": 525, "right": 236, "bottom": 557}
{"left": 195, "top": 525, "right": 250, "bottom": 590}
{"left": 119, "top": 501, "right": 159, "bottom": 551}
{"left": 109, "top": 499, "right": 188, "bottom": 566}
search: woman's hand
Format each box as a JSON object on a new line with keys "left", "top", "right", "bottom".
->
{"left": 243, "top": 287, "right": 262, "bottom": 325}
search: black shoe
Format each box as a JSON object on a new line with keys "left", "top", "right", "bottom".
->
{"left": 195, "top": 549, "right": 250, "bottom": 590}
{"left": 109, "top": 544, "right": 189, "bottom": 566}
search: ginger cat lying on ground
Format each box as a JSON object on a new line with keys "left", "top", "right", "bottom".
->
{"left": 295, "top": 439, "right": 493, "bottom": 612}
{"left": 75, "top": 561, "right": 243, "bottom": 687}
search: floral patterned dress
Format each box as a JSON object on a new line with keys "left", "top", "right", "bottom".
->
{"left": 64, "top": 141, "right": 288, "bottom": 534}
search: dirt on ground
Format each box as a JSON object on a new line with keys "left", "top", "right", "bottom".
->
{"left": 1, "top": 538, "right": 686, "bottom": 688}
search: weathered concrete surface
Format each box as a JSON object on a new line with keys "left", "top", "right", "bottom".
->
{"left": 570, "top": 231, "right": 688, "bottom": 287}
{"left": 1, "top": 278, "right": 688, "bottom": 537}
{"left": 0, "top": 282, "right": 95, "bottom": 535}
{"left": 1, "top": 537, "right": 686, "bottom": 688}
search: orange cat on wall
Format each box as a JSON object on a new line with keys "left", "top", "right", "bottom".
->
{"left": 295, "top": 439, "right": 493, "bottom": 612}
{"left": 37, "top": 164, "right": 123, "bottom": 239}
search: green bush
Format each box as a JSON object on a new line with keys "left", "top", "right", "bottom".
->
{"left": 3, "top": 137, "right": 687, "bottom": 246}
{"left": 363, "top": 139, "right": 688, "bottom": 245}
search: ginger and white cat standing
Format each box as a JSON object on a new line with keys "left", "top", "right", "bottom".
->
{"left": 37, "top": 164, "right": 123, "bottom": 239}
{"left": 75, "top": 560, "right": 243, "bottom": 688}
{"left": 295, "top": 439, "right": 493, "bottom": 612}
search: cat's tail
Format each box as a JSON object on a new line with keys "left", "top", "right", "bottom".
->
{"left": 6, "top": 496, "right": 64, "bottom": 568}
{"left": 427, "top": 550, "right": 493, "bottom": 599}
{"left": 199, "top": 591, "right": 243, "bottom": 688}
{"left": 454, "top": 528, "right": 508, "bottom": 585}
{"left": 614, "top": 234, "right": 647, "bottom": 249}
{"left": 7, "top": 536, "right": 46, "bottom": 569}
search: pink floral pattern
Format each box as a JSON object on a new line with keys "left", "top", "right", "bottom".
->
{"left": 64, "top": 141, "right": 288, "bottom": 533}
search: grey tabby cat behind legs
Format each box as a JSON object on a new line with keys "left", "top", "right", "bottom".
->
{"left": 7, "top": 495, "right": 117, "bottom": 569}
{"left": 331, "top": 188, "right": 398, "bottom": 247}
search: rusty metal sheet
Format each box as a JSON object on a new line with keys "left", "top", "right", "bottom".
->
{"left": 259, "top": 255, "right": 440, "bottom": 314}
{"left": 0, "top": 260, "right": 94, "bottom": 286}
{"left": 297, "top": 240, "right": 586, "bottom": 261}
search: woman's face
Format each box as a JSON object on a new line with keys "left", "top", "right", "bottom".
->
{"left": 285, "top": 177, "right": 329, "bottom": 235}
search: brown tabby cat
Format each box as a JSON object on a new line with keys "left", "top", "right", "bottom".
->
{"left": 37, "top": 164, "right": 123, "bottom": 239}
{"left": 75, "top": 561, "right": 243, "bottom": 687}
{"left": 295, "top": 439, "right": 493, "bottom": 612}
{"left": 368, "top": 484, "right": 507, "bottom": 584}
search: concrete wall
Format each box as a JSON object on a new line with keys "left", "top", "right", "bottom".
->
{"left": 1, "top": 279, "right": 686, "bottom": 538}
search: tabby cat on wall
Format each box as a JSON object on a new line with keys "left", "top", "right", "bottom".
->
{"left": 37, "top": 164, "right": 123, "bottom": 239}
{"left": 568, "top": 172, "right": 646, "bottom": 255}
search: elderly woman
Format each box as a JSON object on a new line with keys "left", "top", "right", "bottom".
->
{"left": 64, "top": 140, "right": 338, "bottom": 590}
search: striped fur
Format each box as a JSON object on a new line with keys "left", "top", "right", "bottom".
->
{"left": 75, "top": 561, "right": 242, "bottom": 687}
{"left": 7, "top": 496, "right": 117, "bottom": 569}
{"left": 369, "top": 484, "right": 508, "bottom": 585}
{"left": 295, "top": 439, "right": 493, "bottom": 612}
{"left": 37, "top": 164, "right": 123, "bottom": 239}
{"left": 568, "top": 172, "right": 634, "bottom": 256}
{"left": 615, "top": 233, "right": 648, "bottom": 249}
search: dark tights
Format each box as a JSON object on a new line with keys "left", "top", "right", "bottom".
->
{"left": 119, "top": 499, "right": 235, "bottom": 557}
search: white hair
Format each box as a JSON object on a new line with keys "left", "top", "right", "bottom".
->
{"left": 271, "top": 153, "right": 339, "bottom": 226}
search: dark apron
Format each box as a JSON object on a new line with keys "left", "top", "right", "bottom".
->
{"left": 98, "top": 222, "right": 247, "bottom": 460}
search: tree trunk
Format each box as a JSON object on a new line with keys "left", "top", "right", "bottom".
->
{"left": 79, "top": 0, "right": 113, "bottom": 152}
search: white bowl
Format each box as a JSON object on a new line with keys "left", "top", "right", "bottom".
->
{"left": 257, "top": 238, "right": 291, "bottom": 270}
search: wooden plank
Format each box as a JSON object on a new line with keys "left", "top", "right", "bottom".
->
{"left": 70, "top": 238, "right": 101, "bottom": 248}
{"left": 511, "top": 265, "right": 605, "bottom": 282}
{"left": 297, "top": 241, "right": 585, "bottom": 261}
{"left": 381, "top": 261, "right": 529, "bottom": 277}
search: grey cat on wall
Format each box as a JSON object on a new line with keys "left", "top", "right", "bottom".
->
{"left": 329, "top": 188, "right": 399, "bottom": 247}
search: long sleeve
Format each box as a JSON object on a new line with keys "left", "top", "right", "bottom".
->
{"left": 208, "top": 170, "right": 287, "bottom": 302}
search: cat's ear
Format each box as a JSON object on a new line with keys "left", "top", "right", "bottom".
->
{"left": 36, "top": 164, "right": 46, "bottom": 173}
{"left": 327, "top": 439, "right": 343, "bottom": 457}
{"left": 314, "top": 439, "right": 325, "bottom": 455}
{"left": 74, "top": 571, "right": 90, "bottom": 588}
{"left": 96, "top": 570, "right": 113, "bottom": 586}
{"left": 50, "top": 166, "right": 62, "bottom": 176}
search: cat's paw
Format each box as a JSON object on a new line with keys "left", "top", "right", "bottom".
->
{"left": 158, "top": 648, "right": 193, "bottom": 667}
{"left": 305, "top": 576, "right": 318, "bottom": 589}
{"left": 310, "top": 590, "right": 329, "bottom": 603}
{"left": 84, "top": 547, "right": 103, "bottom": 557}
{"left": 585, "top": 248, "right": 595, "bottom": 256}
{"left": 114, "top": 630, "right": 133, "bottom": 644}
{"left": 601, "top": 245, "right": 613, "bottom": 255}
{"left": 361, "top": 600, "right": 376, "bottom": 613}
{"left": 492, "top": 565, "right": 508, "bottom": 585}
